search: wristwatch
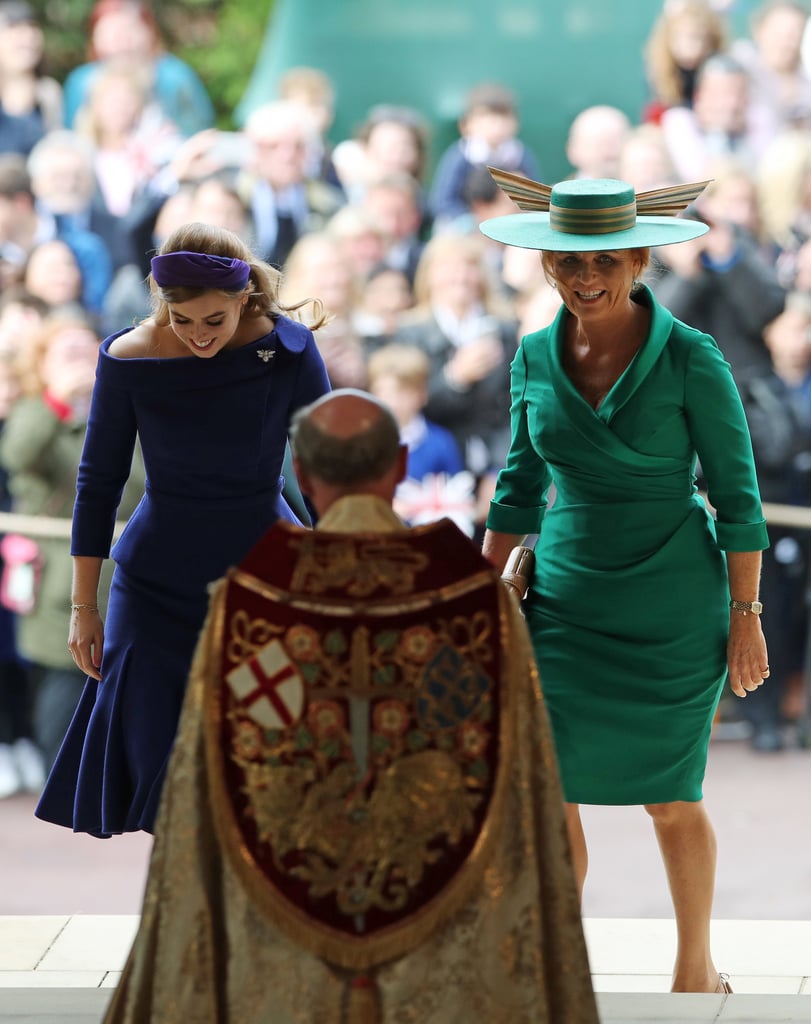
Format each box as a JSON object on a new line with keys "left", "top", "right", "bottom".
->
{"left": 729, "top": 599, "right": 763, "bottom": 615}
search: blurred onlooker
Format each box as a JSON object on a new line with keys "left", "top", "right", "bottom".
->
{"left": 0, "top": 343, "right": 38, "bottom": 799}
{"left": 762, "top": 292, "right": 811, "bottom": 734}
{"left": 731, "top": 0, "right": 811, "bottom": 138}
{"left": 394, "top": 232, "right": 516, "bottom": 484}
{"left": 439, "top": 164, "right": 520, "bottom": 285}
{"left": 619, "top": 123, "right": 679, "bottom": 190}
{"left": 642, "top": 0, "right": 727, "bottom": 123}
{"left": 0, "top": 154, "right": 113, "bottom": 312}
{"left": 240, "top": 100, "right": 345, "bottom": 268}
{"left": 367, "top": 342, "right": 474, "bottom": 533}
{"left": 277, "top": 65, "right": 341, "bottom": 189}
{"left": 361, "top": 172, "right": 425, "bottom": 285}
{"left": 0, "top": 0, "right": 62, "bottom": 157}
{"left": 182, "top": 175, "right": 251, "bottom": 241}
{"left": 27, "top": 130, "right": 130, "bottom": 272}
{"left": 22, "top": 240, "right": 86, "bottom": 316}
{"left": 0, "top": 154, "right": 41, "bottom": 288}
{"left": 0, "top": 287, "right": 46, "bottom": 358}
{"left": 74, "top": 61, "right": 181, "bottom": 219}
{"left": 61, "top": 0, "right": 214, "bottom": 138}
{"left": 280, "top": 231, "right": 366, "bottom": 388}
{"left": 651, "top": 209, "right": 807, "bottom": 752}
{"left": 756, "top": 129, "right": 811, "bottom": 282}
{"left": 652, "top": 201, "right": 785, "bottom": 377}
{"left": 0, "top": 315, "right": 145, "bottom": 773}
{"left": 333, "top": 103, "right": 429, "bottom": 204}
{"left": 457, "top": 163, "right": 518, "bottom": 230}
{"left": 565, "top": 104, "right": 632, "bottom": 180}
{"left": 660, "top": 53, "right": 775, "bottom": 179}
{"left": 352, "top": 263, "right": 413, "bottom": 346}
{"left": 367, "top": 343, "right": 464, "bottom": 481}
{"left": 325, "top": 204, "right": 388, "bottom": 284}
{"left": 764, "top": 290, "right": 811, "bottom": 422}
{"left": 429, "top": 81, "right": 539, "bottom": 229}
{"left": 701, "top": 159, "right": 776, "bottom": 261}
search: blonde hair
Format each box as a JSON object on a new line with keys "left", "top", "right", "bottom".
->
{"left": 279, "top": 231, "right": 353, "bottom": 321}
{"left": 756, "top": 130, "right": 811, "bottom": 247}
{"left": 75, "top": 61, "right": 149, "bottom": 145}
{"left": 149, "top": 222, "right": 328, "bottom": 330}
{"left": 644, "top": 0, "right": 726, "bottom": 107}
{"left": 278, "top": 66, "right": 335, "bottom": 108}
{"left": 411, "top": 233, "right": 507, "bottom": 314}
{"left": 367, "top": 343, "right": 430, "bottom": 390}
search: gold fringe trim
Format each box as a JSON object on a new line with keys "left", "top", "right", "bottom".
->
{"left": 204, "top": 580, "right": 517, "bottom": 971}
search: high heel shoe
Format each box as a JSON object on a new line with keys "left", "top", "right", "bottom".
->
{"left": 716, "top": 973, "right": 733, "bottom": 994}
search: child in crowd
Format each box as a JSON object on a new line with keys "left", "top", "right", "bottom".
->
{"left": 366, "top": 342, "right": 463, "bottom": 481}
{"left": 277, "top": 65, "right": 342, "bottom": 189}
{"left": 428, "top": 81, "right": 540, "bottom": 229}
{"left": 367, "top": 342, "right": 475, "bottom": 534}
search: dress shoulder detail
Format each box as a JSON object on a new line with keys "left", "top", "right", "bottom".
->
{"left": 274, "top": 315, "right": 313, "bottom": 353}
{"left": 106, "top": 325, "right": 156, "bottom": 359}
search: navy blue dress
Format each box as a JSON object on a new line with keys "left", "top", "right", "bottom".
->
{"left": 36, "top": 316, "right": 330, "bottom": 836}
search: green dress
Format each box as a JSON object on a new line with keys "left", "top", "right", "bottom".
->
{"left": 487, "top": 286, "right": 768, "bottom": 805}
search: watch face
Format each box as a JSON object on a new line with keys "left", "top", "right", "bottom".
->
{"left": 752, "top": 601, "right": 763, "bottom": 614}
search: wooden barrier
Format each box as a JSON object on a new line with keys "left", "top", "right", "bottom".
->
{"left": 0, "top": 500, "right": 807, "bottom": 542}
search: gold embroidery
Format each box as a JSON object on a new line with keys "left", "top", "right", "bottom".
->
{"left": 289, "top": 536, "right": 430, "bottom": 596}
{"left": 225, "top": 608, "right": 284, "bottom": 663}
{"left": 243, "top": 750, "right": 479, "bottom": 916}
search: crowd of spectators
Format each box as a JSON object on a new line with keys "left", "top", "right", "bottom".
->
{"left": 0, "top": 0, "right": 810, "bottom": 793}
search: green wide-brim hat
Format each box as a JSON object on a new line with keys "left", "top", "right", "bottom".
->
{"left": 479, "top": 170, "right": 710, "bottom": 252}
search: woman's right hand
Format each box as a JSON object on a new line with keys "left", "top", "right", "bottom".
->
{"left": 445, "top": 335, "right": 503, "bottom": 388}
{"left": 68, "top": 607, "right": 104, "bottom": 681}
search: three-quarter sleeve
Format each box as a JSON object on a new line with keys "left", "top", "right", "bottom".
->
{"left": 684, "top": 333, "right": 769, "bottom": 552}
{"left": 486, "top": 341, "right": 551, "bottom": 535}
{"left": 71, "top": 361, "right": 138, "bottom": 558}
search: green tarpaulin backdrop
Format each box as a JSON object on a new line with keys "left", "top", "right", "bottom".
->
{"left": 237, "top": 0, "right": 762, "bottom": 184}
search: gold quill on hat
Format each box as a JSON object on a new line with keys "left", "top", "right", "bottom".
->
{"left": 487, "top": 166, "right": 711, "bottom": 217}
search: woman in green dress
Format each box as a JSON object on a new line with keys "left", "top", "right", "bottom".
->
{"left": 479, "top": 172, "right": 770, "bottom": 995}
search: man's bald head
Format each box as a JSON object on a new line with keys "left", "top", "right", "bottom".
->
{"left": 290, "top": 389, "right": 405, "bottom": 497}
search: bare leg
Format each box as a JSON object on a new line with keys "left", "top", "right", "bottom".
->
{"left": 644, "top": 799, "right": 722, "bottom": 992}
{"left": 565, "top": 802, "right": 588, "bottom": 902}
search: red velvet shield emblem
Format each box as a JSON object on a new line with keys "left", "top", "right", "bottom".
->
{"left": 206, "top": 519, "right": 511, "bottom": 967}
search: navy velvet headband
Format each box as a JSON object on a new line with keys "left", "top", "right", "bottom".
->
{"left": 150, "top": 251, "right": 251, "bottom": 290}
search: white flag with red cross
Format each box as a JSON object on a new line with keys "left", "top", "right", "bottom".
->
{"left": 226, "top": 639, "right": 305, "bottom": 729}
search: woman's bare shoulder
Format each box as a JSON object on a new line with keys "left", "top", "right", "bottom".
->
{"left": 107, "top": 322, "right": 159, "bottom": 359}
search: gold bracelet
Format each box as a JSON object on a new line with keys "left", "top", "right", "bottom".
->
{"left": 71, "top": 602, "right": 98, "bottom": 612}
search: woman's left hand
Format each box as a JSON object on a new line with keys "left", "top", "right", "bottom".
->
{"left": 726, "top": 612, "right": 770, "bottom": 698}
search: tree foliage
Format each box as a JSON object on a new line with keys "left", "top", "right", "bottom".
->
{"left": 32, "top": 0, "right": 275, "bottom": 128}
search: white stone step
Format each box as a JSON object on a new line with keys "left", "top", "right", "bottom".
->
{"left": 0, "top": 916, "right": 809, "bottom": 1023}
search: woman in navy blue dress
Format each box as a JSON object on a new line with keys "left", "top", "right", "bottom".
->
{"left": 36, "top": 223, "right": 331, "bottom": 836}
